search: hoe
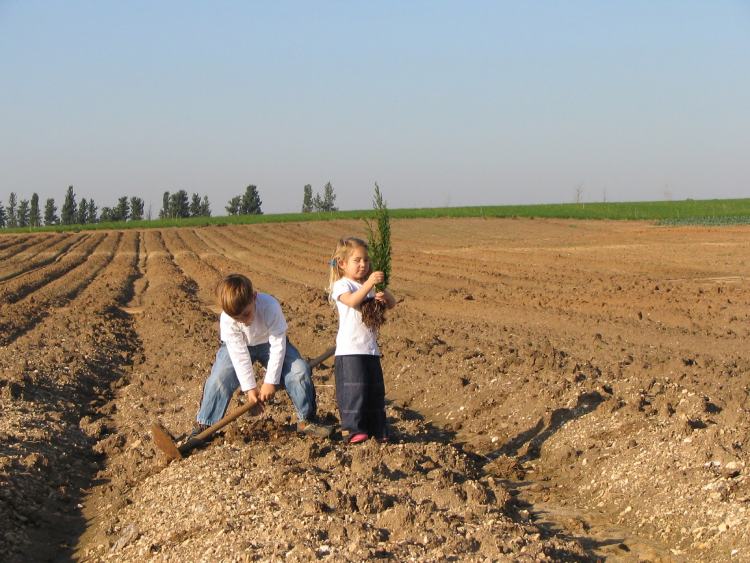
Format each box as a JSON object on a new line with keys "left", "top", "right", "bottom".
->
{"left": 151, "top": 345, "right": 335, "bottom": 461}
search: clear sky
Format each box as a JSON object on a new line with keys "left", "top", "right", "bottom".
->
{"left": 1, "top": 1, "right": 748, "bottom": 215}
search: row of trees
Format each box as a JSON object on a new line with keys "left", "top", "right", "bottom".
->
{"left": 302, "top": 182, "right": 337, "bottom": 213}
{"left": 2, "top": 182, "right": 342, "bottom": 229}
{"left": 0, "top": 186, "right": 147, "bottom": 228}
{"left": 159, "top": 190, "right": 212, "bottom": 219}
{"left": 226, "top": 185, "right": 263, "bottom": 216}
{"left": 0, "top": 193, "right": 43, "bottom": 228}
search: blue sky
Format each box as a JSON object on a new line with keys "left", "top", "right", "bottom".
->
{"left": 1, "top": 1, "right": 748, "bottom": 214}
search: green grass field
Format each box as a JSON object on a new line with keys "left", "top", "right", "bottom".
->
{"left": 4, "top": 198, "right": 750, "bottom": 233}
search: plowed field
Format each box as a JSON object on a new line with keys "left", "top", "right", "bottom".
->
{"left": 1, "top": 218, "right": 748, "bottom": 562}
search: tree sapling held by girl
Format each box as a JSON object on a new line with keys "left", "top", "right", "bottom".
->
{"left": 361, "top": 184, "right": 391, "bottom": 331}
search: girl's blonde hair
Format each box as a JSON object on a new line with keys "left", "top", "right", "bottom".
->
{"left": 327, "top": 237, "right": 369, "bottom": 305}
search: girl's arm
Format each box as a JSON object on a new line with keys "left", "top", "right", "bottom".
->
{"left": 338, "top": 271, "right": 384, "bottom": 308}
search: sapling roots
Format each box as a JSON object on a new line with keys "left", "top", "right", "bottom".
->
{"left": 361, "top": 297, "right": 387, "bottom": 331}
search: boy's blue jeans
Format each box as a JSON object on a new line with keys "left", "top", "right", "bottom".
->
{"left": 196, "top": 340, "right": 317, "bottom": 426}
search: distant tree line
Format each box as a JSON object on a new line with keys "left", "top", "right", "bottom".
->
{"left": 225, "top": 185, "right": 263, "bottom": 216}
{"left": 301, "top": 182, "right": 337, "bottom": 212}
{"left": 159, "top": 190, "right": 211, "bottom": 219}
{"left": 1, "top": 186, "right": 213, "bottom": 229}
{"left": 2, "top": 181, "right": 340, "bottom": 229}
{"left": 0, "top": 186, "right": 148, "bottom": 228}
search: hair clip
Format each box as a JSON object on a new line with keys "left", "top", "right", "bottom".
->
{"left": 329, "top": 258, "right": 337, "bottom": 267}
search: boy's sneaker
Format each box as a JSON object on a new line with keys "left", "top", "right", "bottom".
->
{"left": 185, "top": 423, "right": 209, "bottom": 442}
{"left": 297, "top": 420, "right": 332, "bottom": 438}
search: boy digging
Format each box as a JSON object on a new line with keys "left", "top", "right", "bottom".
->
{"left": 189, "top": 273, "right": 331, "bottom": 439}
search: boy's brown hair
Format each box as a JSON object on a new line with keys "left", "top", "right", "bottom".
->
{"left": 217, "top": 274, "right": 255, "bottom": 316}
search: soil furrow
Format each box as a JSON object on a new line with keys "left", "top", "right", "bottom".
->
{"left": 200, "top": 227, "right": 318, "bottom": 288}
{"left": 0, "top": 233, "right": 47, "bottom": 259}
{"left": 73, "top": 230, "right": 221, "bottom": 560}
{"left": 0, "top": 234, "right": 36, "bottom": 252}
{"left": 0, "top": 232, "right": 73, "bottom": 277}
{"left": 0, "top": 233, "right": 89, "bottom": 284}
{"left": 222, "top": 224, "right": 330, "bottom": 280}
{"left": 0, "top": 233, "right": 100, "bottom": 301}
{"left": 0, "top": 233, "right": 119, "bottom": 346}
{"left": 71, "top": 225, "right": 588, "bottom": 562}
{"left": 2, "top": 219, "right": 748, "bottom": 562}
{"left": 0, "top": 231, "right": 141, "bottom": 562}
{"left": 160, "top": 228, "right": 222, "bottom": 308}
{"left": 191, "top": 228, "right": 312, "bottom": 298}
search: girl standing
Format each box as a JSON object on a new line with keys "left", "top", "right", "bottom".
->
{"left": 328, "top": 237, "right": 396, "bottom": 443}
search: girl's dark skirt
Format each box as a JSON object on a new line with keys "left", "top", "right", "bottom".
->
{"left": 334, "top": 354, "right": 387, "bottom": 440}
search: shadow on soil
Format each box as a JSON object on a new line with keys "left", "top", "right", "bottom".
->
{"left": 387, "top": 399, "right": 607, "bottom": 561}
{"left": 490, "top": 390, "right": 605, "bottom": 462}
{"left": 1, "top": 270, "right": 141, "bottom": 562}
{"left": 0, "top": 371, "right": 110, "bottom": 563}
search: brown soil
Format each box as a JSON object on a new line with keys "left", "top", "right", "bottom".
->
{"left": 1, "top": 218, "right": 748, "bottom": 562}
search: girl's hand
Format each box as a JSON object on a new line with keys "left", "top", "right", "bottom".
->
{"left": 378, "top": 289, "right": 397, "bottom": 309}
{"left": 367, "top": 271, "right": 384, "bottom": 287}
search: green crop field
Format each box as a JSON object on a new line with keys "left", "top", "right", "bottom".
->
{"left": 4, "top": 198, "right": 750, "bottom": 233}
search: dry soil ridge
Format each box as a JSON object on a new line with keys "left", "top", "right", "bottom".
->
{"left": 0, "top": 218, "right": 748, "bottom": 562}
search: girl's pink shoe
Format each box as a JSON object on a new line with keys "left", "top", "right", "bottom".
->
{"left": 349, "top": 433, "right": 368, "bottom": 444}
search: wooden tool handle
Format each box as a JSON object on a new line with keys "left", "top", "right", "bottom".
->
{"left": 309, "top": 345, "right": 336, "bottom": 370}
{"left": 178, "top": 345, "right": 336, "bottom": 453}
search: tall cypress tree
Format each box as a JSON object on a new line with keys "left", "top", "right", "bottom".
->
{"left": 189, "top": 193, "right": 202, "bottom": 217}
{"left": 6, "top": 192, "right": 17, "bottom": 228}
{"left": 77, "top": 197, "right": 88, "bottom": 225}
{"left": 302, "top": 184, "right": 313, "bottom": 213}
{"left": 44, "top": 198, "right": 58, "bottom": 225}
{"left": 160, "top": 191, "right": 170, "bottom": 219}
{"left": 30, "top": 193, "right": 41, "bottom": 227}
{"left": 87, "top": 199, "right": 97, "bottom": 223}
{"left": 17, "top": 199, "right": 30, "bottom": 227}
{"left": 61, "top": 186, "right": 77, "bottom": 225}
{"left": 321, "top": 182, "right": 337, "bottom": 212}
{"left": 199, "top": 195, "right": 211, "bottom": 217}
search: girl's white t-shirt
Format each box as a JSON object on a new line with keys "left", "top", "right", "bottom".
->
{"left": 331, "top": 277, "right": 380, "bottom": 356}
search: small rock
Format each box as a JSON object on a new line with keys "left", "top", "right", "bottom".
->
{"left": 721, "top": 461, "right": 743, "bottom": 478}
{"left": 111, "top": 523, "right": 139, "bottom": 552}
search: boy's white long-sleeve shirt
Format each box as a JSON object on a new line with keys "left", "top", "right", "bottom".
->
{"left": 219, "top": 293, "right": 288, "bottom": 391}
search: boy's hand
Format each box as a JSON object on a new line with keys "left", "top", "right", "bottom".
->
{"left": 367, "top": 271, "right": 384, "bottom": 288}
{"left": 259, "top": 383, "right": 276, "bottom": 402}
{"left": 245, "top": 388, "right": 263, "bottom": 412}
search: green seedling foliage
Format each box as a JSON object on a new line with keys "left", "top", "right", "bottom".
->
{"left": 364, "top": 183, "right": 391, "bottom": 291}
